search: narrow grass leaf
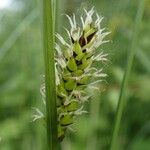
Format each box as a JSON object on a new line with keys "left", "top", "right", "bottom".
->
{"left": 110, "top": 1, "right": 146, "bottom": 150}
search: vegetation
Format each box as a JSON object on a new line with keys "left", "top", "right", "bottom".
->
{"left": 0, "top": 0, "right": 150, "bottom": 150}
{"left": 42, "top": 0, "right": 57, "bottom": 149}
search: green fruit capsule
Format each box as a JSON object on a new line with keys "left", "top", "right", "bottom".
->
{"left": 60, "top": 114, "right": 73, "bottom": 126}
{"left": 66, "top": 100, "right": 79, "bottom": 112}
{"left": 75, "top": 53, "right": 85, "bottom": 61}
{"left": 57, "top": 97, "right": 62, "bottom": 107}
{"left": 84, "top": 51, "right": 94, "bottom": 59}
{"left": 78, "top": 58, "right": 91, "bottom": 70}
{"left": 63, "top": 68, "right": 70, "bottom": 74}
{"left": 67, "top": 58, "right": 78, "bottom": 71}
{"left": 63, "top": 69, "right": 72, "bottom": 80}
{"left": 57, "top": 106, "right": 66, "bottom": 114}
{"left": 63, "top": 73, "right": 72, "bottom": 81}
{"left": 73, "top": 42, "right": 82, "bottom": 55}
{"left": 78, "top": 76, "right": 90, "bottom": 85}
{"left": 58, "top": 124, "right": 65, "bottom": 142}
{"left": 82, "top": 37, "right": 95, "bottom": 50}
{"left": 75, "top": 85, "right": 85, "bottom": 90}
{"left": 57, "top": 83, "right": 68, "bottom": 98}
{"left": 72, "top": 69, "right": 84, "bottom": 76}
{"left": 84, "top": 28, "right": 97, "bottom": 38}
{"left": 65, "top": 79, "right": 77, "bottom": 91}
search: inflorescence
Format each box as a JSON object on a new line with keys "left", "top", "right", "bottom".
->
{"left": 34, "top": 7, "right": 109, "bottom": 142}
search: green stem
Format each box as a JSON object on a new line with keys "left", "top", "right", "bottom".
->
{"left": 43, "top": 0, "right": 58, "bottom": 149}
{"left": 109, "top": 1, "right": 145, "bottom": 150}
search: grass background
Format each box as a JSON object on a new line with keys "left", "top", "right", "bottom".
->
{"left": 0, "top": 0, "right": 150, "bottom": 150}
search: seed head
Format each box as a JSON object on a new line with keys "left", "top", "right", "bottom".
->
{"left": 36, "top": 7, "right": 109, "bottom": 142}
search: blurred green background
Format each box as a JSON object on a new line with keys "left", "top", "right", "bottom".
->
{"left": 0, "top": 0, "right": 150, "bottom": 150}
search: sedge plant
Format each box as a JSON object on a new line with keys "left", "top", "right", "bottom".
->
{"left": 34, "top": 7, "right": 110, "bottom": 144}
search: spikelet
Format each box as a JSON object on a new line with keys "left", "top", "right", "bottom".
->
{"left": 36, "top": 7, "right": 109, "bottom": 142}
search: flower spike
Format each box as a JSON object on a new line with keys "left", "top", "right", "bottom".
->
{"left": 37, "top": 8, "right": 110, "bottom": 142}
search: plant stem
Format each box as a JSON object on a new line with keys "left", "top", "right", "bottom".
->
{"left": 109, "top": 1, "right": 145, "bottom": 150}
{"left": 43, "top": 0, "right": 58, "bottom": 150}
